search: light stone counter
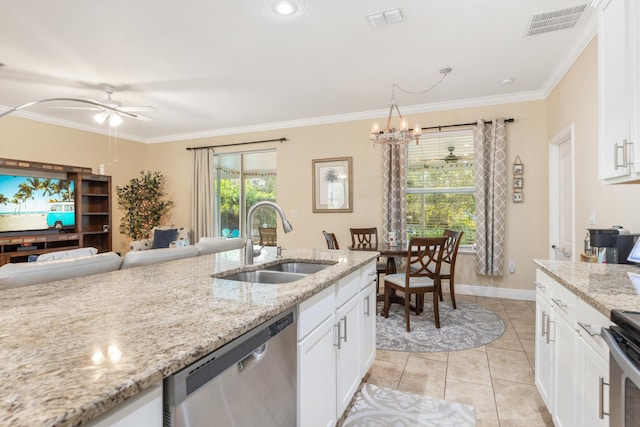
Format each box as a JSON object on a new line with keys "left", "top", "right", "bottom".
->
{"left": 0, "top": 247, "right": 378, "bottom": 427}
{"left": 534, "top": 259, "right": 640, "bottom": 317}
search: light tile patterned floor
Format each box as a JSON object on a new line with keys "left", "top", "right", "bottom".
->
{"left": 365, "top": 295, "right": 553, "bottom": 426}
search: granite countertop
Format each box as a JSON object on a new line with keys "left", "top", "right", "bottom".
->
{"left": 534, "top": 259, "right": 640, "bottom": 317}
{"left": 0, "top": 247, "right": 378, "bottom": 427}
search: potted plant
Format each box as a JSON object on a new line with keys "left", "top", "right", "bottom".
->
{"left": 116, "top": 170, "right": 174, "bottom": 240}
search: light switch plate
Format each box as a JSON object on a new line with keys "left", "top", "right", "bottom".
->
{"left": 589, "top": 209, "right": 596, "bottom": 225}
{"left": 509, "top": 260, "right": 516, "bottom": 274}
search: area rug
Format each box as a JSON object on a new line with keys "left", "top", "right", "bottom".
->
{"left": 376, "top": 300, "right": 505, "bottom": 352}
{"left": 342, "top": 384, "right": 475, "bottom": 426}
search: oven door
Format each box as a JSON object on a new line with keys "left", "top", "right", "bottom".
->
{"left": 602, "top": 327, "right": 640, "bottom": 426}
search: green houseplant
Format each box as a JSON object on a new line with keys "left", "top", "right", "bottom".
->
{"left": 116, "top": 170, "right": 174, "bottom": 240}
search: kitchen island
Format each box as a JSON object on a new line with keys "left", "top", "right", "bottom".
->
{"left": 0, "top": 247, "right": 378, "bottom": 427}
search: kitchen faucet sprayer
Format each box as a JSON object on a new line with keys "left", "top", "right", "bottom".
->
{"left": 245, "top": 201, "right": 293, "bottom": 264}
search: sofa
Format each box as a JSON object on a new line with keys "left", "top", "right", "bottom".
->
{"left": 129, "top": 226, "right": 192, "bottom": 251}
{"left": 0, "top": 236, "right": 247, "bottom": 291}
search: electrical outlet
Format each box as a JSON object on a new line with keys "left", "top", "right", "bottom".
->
{"left": 290, "top": 210, "right": 298, "bottom": 218}
{"left": 589, "top": 209, "right": 596, "bottom": 225}
{"left": 509, "top": 260, "right": 516, "bottom": 274}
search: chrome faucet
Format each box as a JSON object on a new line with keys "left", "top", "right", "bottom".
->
{"left": 245, "top": 201, "right": 293, "bottom": 264}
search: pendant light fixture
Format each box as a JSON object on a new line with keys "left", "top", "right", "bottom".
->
{"left": 370, "top": 67, "right": 452, "bottom": 146}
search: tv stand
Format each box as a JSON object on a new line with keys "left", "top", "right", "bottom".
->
{"left": 0, "top": 232, "right": 81, "bottom": 265}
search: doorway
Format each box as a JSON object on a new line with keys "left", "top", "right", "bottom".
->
{"left": 548, "top": 124, "right": 575, "bottom": 261}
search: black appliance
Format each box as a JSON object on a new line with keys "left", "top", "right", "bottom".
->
{"left": 602, "top": 310, "right": 640, "bottom": 426}
{"left": 589, "top": 228, "right": 639, "bottom": 264}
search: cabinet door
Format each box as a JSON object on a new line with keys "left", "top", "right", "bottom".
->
{"left": 358, "top": 280, "right": 376, "bottom": 378}
{"left": 335, "top": 295, "right": 360, "bottom": 417}
{"left": 86, "top": 383, "right": 162, "bottom": 427}
{"left": 535, "top": 293, "right": 554, "bottom": 411}
{"left": 598, "top": 0, "right": 633, "bottom": 181}
{"left": 553, "top": 315, "right": 577, "bottom": 427}
{"left": 298, "top": 314, "right": 337, "bottom": 427}
{"left": 576, "top": 337, "right": 610, "bottom": 427}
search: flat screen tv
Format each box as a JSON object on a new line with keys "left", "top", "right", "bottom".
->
{"left": 0, "top": 172, "right": 75, "bottom": 234}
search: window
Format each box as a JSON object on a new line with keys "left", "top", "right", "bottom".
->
{"left": 213, "top": 150, "right": 277, "bottom": 241}
{"left": 406, "top": 130, "right": 476, "bottom": 246}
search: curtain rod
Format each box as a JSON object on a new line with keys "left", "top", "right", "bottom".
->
{"left": 418, "top": 118, "right": 514, "bottom": 132}
{"left": 186, "top": 137, "right": 287, "bottom": 151}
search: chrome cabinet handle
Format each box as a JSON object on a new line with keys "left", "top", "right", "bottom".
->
{"left": 368, "top": 271, "right": 376, "bottom": 277}
{"left": 578, "top": 321, "right": 599, "bottom": 337}
{"left": 546, "top": 317, "right": 555, "bottom": 344}
{"left": 364, "top": 295, "right": 370, "bottom": 317}
{"left": 599, "top": 376, "right": 609, "bottom": 419}
{"left": 533, "top": 281, "right": 546, "bottom": 289}
{"left": 341, "top": 316, "right": 348, "bottom": 343}
{"left": 551, "top": 297, "right": 567, "bottom": 308}
{"left": 334, "top": 322, "right": 341, "bottom": 349}
{"left": 614, "top": 139, "right": 632, "bottom": 170}
{"left": 541, "top": 311, "right": 548, "bottom": 338}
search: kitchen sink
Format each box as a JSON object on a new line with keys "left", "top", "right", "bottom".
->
{"left": 262, "top": 262, "right": 331, "bottom": 274}
{"left": 219, "top": 270, "right": 307, "bottom": 284}
{"left": 215, "top": 261, "right": 333, "bottom": 284}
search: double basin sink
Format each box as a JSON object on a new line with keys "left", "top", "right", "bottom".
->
{"left": 215, "top": 262, "right": 333, "bottom": 284}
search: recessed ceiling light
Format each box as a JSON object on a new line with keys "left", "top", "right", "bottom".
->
{"left": 501, "top": 78, "right": 514, "bottom": 85}
{"left": 273, "top": 1, "right": 297, "bottom": 16}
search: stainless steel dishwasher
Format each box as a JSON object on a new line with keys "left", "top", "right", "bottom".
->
{"left": 163, "top": 308, "right": 297, "bottom": 427}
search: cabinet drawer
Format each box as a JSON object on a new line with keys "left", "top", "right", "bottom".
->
{"left": 360, "top": 262, "right": 376, "bottom": 290}
{"left": 298, "top": 285, "right": 335, "bottom": 340}
{"left": 576, "top": 299, "right": 613, "bottom": 361}
{"left": 335, "top": 270, "right": 360, "bottom": 308}
{"left": 535, "top": 270, "right": 555, "bottom": 302}
{"left": 550, "top": 279, "right": 577, "bottom": 325}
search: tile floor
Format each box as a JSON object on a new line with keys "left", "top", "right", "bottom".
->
{"left": 365, "top": 295, "right": 554, "bottom": 426}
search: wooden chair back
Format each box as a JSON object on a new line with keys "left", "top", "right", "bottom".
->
{"left": 322, "top": 231, "right": 339, "bottom": 250}
{"left": 405, "top": 237, "right": 447, "bottom": 283}
{"left": 349, "top": 227, "right": 378, "bottom": 248}
{"left": 442, "top": 229, "right": 464, "bottom": 272}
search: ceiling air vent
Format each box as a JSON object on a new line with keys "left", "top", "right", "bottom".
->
{"left": 366, "top": 7, "right": 405, "bottom": 28}
{"left": 526, "top": 3, "right": 588, "bottom": 36}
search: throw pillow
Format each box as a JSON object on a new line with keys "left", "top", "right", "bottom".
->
{"left": 152, "top": 228, "right": 178, "bottom": 249}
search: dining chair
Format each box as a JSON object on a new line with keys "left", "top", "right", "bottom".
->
{"left": 439, "top": 229, "right": 464, "bottom": 309}
{"left": 349, "top": 227, "right": 386, "bottom": 291}
{"left": 258, "top": 227, "right": 277, "bottom": 246}
{"left": 382, "top": 236, "right": 446, "bottom": 331}
{"left": 322, "top": 230, "right": 339, "bottom": 249}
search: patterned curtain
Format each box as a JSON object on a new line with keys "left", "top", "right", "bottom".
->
{"left": 191, "top": 147, "right": 215, "bottom": 242}
{"left": 473, "top": 119, "right": 507, "bottom": 276}
{"left": 382, "top": 144, "right": 407, "bottom": 244}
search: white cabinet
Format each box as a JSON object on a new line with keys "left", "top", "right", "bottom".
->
{"left": 534, "top": 289, "right": 554, "bottom": 410}
{"left": 598, "top": 0, "right": 640, "bottom": 183}
{"left": 298, "top": 262, "right": 376, "bottom": 427}
{"left": 335, "top": 293, "right": 360, "bottom": 416}
{"left": 535, "top": 269, "right": 611, "bottom": 427}
{"left": 86, "top": 383, "right": 162, "bottom": 427}
{"left": 576, "top": 299, "right": 613, "bottom": 427}
{"left": 359, "top": 277, "right": 377, "bottom": 378}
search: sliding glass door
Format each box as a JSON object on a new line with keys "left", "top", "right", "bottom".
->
{"left": 213, "top": 150, "right": 277, "bottom": 242}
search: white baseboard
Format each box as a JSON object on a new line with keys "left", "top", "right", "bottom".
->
{"left": 454, "top": 284, "right": 536, "bottom": 301}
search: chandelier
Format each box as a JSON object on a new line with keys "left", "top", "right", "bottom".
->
{"left": 370, "top": 67, "right": 452, "bottom": 146}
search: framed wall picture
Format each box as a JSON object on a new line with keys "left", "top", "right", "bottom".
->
{"left": 513, "top": 163, "right": 524, "bottom": 174}
{"left": 312, "top": 157, "right": 353, "bottom": 213}
{"left": 513, "top": 192, "right": 524, "bottom": 202}
{"left": 514, "top": 177, "right": 523, "bottom": 189}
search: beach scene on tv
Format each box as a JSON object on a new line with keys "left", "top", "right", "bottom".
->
{"left": 0, "top": 174, "right": 75, "bottom": 233}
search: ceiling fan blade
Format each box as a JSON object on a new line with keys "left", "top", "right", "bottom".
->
{"left": 124, "top": 112, "right": 154, "bottom": 122}
{"left": 49, "top": 106, "right": 103, "bottom": 111}
{"left": 119, "top": 106, "right": 156, "bottom": 112}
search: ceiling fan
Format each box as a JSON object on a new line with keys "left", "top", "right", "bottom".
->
{"left": 51, "top": 85, "right": 155, "bottom": 127}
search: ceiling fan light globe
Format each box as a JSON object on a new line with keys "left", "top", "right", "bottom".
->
{"left": 93, "top": 111, "right": 108, "bottom": 125}
{"left": 109, "top": 113, "right": 123, "bottom": 127}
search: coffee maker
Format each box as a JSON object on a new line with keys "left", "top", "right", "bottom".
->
{"left": 588, "top": 227, "right": 640, "bottom": 264}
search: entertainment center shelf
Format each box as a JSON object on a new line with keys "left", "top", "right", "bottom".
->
{"left": 0, "top": 233, "right": 81, "bottom": 265}
{"left": 0, "top": 158, "right": 112, "bottom": 266}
